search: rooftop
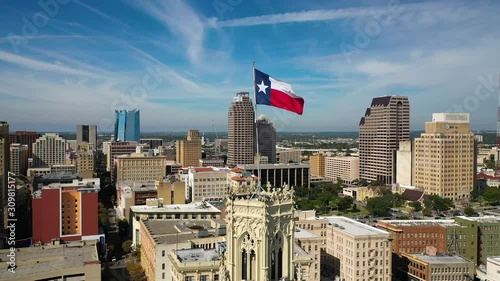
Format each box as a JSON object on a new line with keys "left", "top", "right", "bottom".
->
{"left": 142, "top": 219, "right": 226, "bottom": 245}
{"left": 175, "top": 248, "right": 220, "bottom": 262}
{"left": 293, "top": 243, "right": 309, "bottom": 257}
{"left": 294, "top": 227, "right": 319, "bottom": 239}
{"left": 411, "top": 253, "right": 473, "bottom": 264}
{"left": 379, "top": 220, "right": 456, "bottom": 227}
{"left": 131, "top": 201, "right": 221, "bottom": 214}
{"left": 40, "top": 172, "right": 81, "bottom": 181}
{"left": 0, "top": 241, "right": 99, "bottom": 280}
{"left": 456, "top": 216, "right": 500, "bottom": 223}
{"left": 323, "top": 216, "right": 389, "bottom": 236}
{"left": 488, "top": 256, "right": 500, "bottom": 266}
{"left": 237, "top": 163, "right": 309, "bottom": 169}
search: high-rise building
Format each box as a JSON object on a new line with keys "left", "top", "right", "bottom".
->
{"left": 413, "top": 113, "right": 475, "bottom": 201}
{"left": 395, "top": 140, "right": 414, "bottom": 186}
{"left": 76, "top": 125, "right": 97, "bottom": 147}
{"left": 255, "top": 114, "right": 276, "bottom": 163}
{"left": 114, "top": 109, "right": 140, "bottom": 142}
{"left": 227, "top": 92, "right": 255, "bottom": 166}
{"left": 72, "top": 142, "right": 95, "bottom": 178}
{"left": 115, "top": 153, "right": 167, "bottom": 182}
{"left": 176, "top": 130, "right": 202, "bottom": 167}
{"left": 9, "top": 130, "right": 41, "bottom": 157}
{"left": 10, "top": 143, "right": 29, "bottom": 176}
{"left": 325, "top": 156, "right": 360, "bottom": 184}
{"left": 105, "top": 141, "right": 148, "bottom": 182}
{"left": 32, "top": 178, "right": 102, "bottom": 244}
{"left": 32, "top": 133, "right": 67, "bottom": 167}
{"left": 359, "top": 96, "right": 410, "bottom": 184}
{"left": 310, "top": 153, "right": 326, "bottom": 177}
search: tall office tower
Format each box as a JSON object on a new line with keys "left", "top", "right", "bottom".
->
{"left": 0, "top": 122, "right": 9, "bottom": 237}
{"left": 114, "top": 109, "right": 140, "bottom": 142}
{"left": 76, "top": 125, "right": 97, "bottom": 147}
{"left": 255, "top": 114, "right": 276, "bottom": 163}
{"left": 227, "top": 92, "right": 255, "bottom": 166}
{"left": 9, "top": 130, "right": 41, "bottom": 157}
{"left": 10, "top": 143, "right": 29, "bottom": 176}
{"left": 176, "top": 130, "right": 202, "bottom": 167}
{"left": 414, "top": 113, "right": 475, "bottom": 202}
{"left": 359, "top": 96, "right": 410, "bottom": 184}
{"left": 32, "top": 133, "right": 67, "bottom": 167}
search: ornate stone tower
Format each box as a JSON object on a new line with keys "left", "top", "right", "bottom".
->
{"left": 223, "top": 183, "right": 295, "bottom": 281}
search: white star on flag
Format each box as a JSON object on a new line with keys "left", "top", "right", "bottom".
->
{"left": 256, "top": 80, "right": 268, "bottom": 94}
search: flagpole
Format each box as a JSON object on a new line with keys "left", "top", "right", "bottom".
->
{"left": 253, "top": 61, "right": 262, "bottom": 194}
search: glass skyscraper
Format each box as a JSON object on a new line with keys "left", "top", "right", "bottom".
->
{"left": 114, "top": 110, "right": 140, "bottom": 142}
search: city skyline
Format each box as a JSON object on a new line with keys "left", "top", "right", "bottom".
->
{"left": 1, "top": 0, "right": 500, "bottom": 132}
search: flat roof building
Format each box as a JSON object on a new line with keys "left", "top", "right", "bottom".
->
{"left": 0, "top": 240, "right": 101, "bottom": 281}
{"left": 322, "top": 216, "right": 392, "bottom": 281}
{"left": 402, "top": 252, "right": 474, "bottom": 281}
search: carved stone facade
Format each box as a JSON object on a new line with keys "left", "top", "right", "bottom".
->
{"left": 224, "top": 183, "right": 296, "bottom": 281}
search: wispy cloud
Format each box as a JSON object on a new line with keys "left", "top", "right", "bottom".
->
{"left": 73, "top": 0, "right": 130, "bottom": 29}
{"left": 0, "top": 50, "right": 103, "bottom": 78}
{"left": 130, "top": 0, "right": 206, "bottom": 65}
{"left": 212, "top": 7, "right": 377, "bottom": 27}
{"left": 0, "top": 34, "right": 87, "bottom": 43}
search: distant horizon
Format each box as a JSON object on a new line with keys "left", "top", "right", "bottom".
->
{"left": 11, "top": 129, "right": 496, "bottom": 134}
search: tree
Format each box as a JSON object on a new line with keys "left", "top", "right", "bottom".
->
{"left": 358, "top": 179, "right": 369, "bottom": 187}
{"left": 329, "top": 198, "right": 340, "bottom": 211}
{"left": 122, "top": 240, "right": 133, "bottom": 253}
{"left": 423, "top": 200, "right": 433, "bottom": 209}
{"left": 337, "top": 196, "right": 354, "bottom": 213}
{"left": 127, "top": 260, "right": 146, "bottom": 281}
{"left": 485, "top": 159, "right": 496, "bottom": 169}
{"left": 351, "top": 203, "right": 359, "bottom": 212}
{"left": 482, "top": 187, "right": 500, "bottom": 204}
{"left": 430, "top": 195, "right": 454, "bottom": 211}
{"left": 409, "top": 201, "right": 423, "bottom": 212}
{"left": 99, "top": 212, "right": 109, "bottom": 226}
{"left": 422, "top": 208, "right": 432, "bottom": 217}
{"left": 464, "top": 206, "right": 476, "bottom": 217}
{"left": 366, "top": 197, "right": 391, "bottom": 217}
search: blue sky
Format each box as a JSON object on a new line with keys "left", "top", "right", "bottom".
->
{"left": 1, "top": 0, "right": 500, "bottom": 133}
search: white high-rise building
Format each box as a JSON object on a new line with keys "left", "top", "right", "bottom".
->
{"left": 32, "top": 133, "right": 67, "bottom": 167}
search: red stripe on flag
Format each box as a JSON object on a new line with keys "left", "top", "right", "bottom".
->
{"left": 270, "top": 89, "right": 304, "bottom": 115}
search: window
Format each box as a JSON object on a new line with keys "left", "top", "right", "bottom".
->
{"left": 162, "top": 250, "right": 165, "bottom": 257}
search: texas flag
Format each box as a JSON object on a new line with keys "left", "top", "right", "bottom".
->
{"left": 254, "top": 68, "right": 304, "bottom": 115}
